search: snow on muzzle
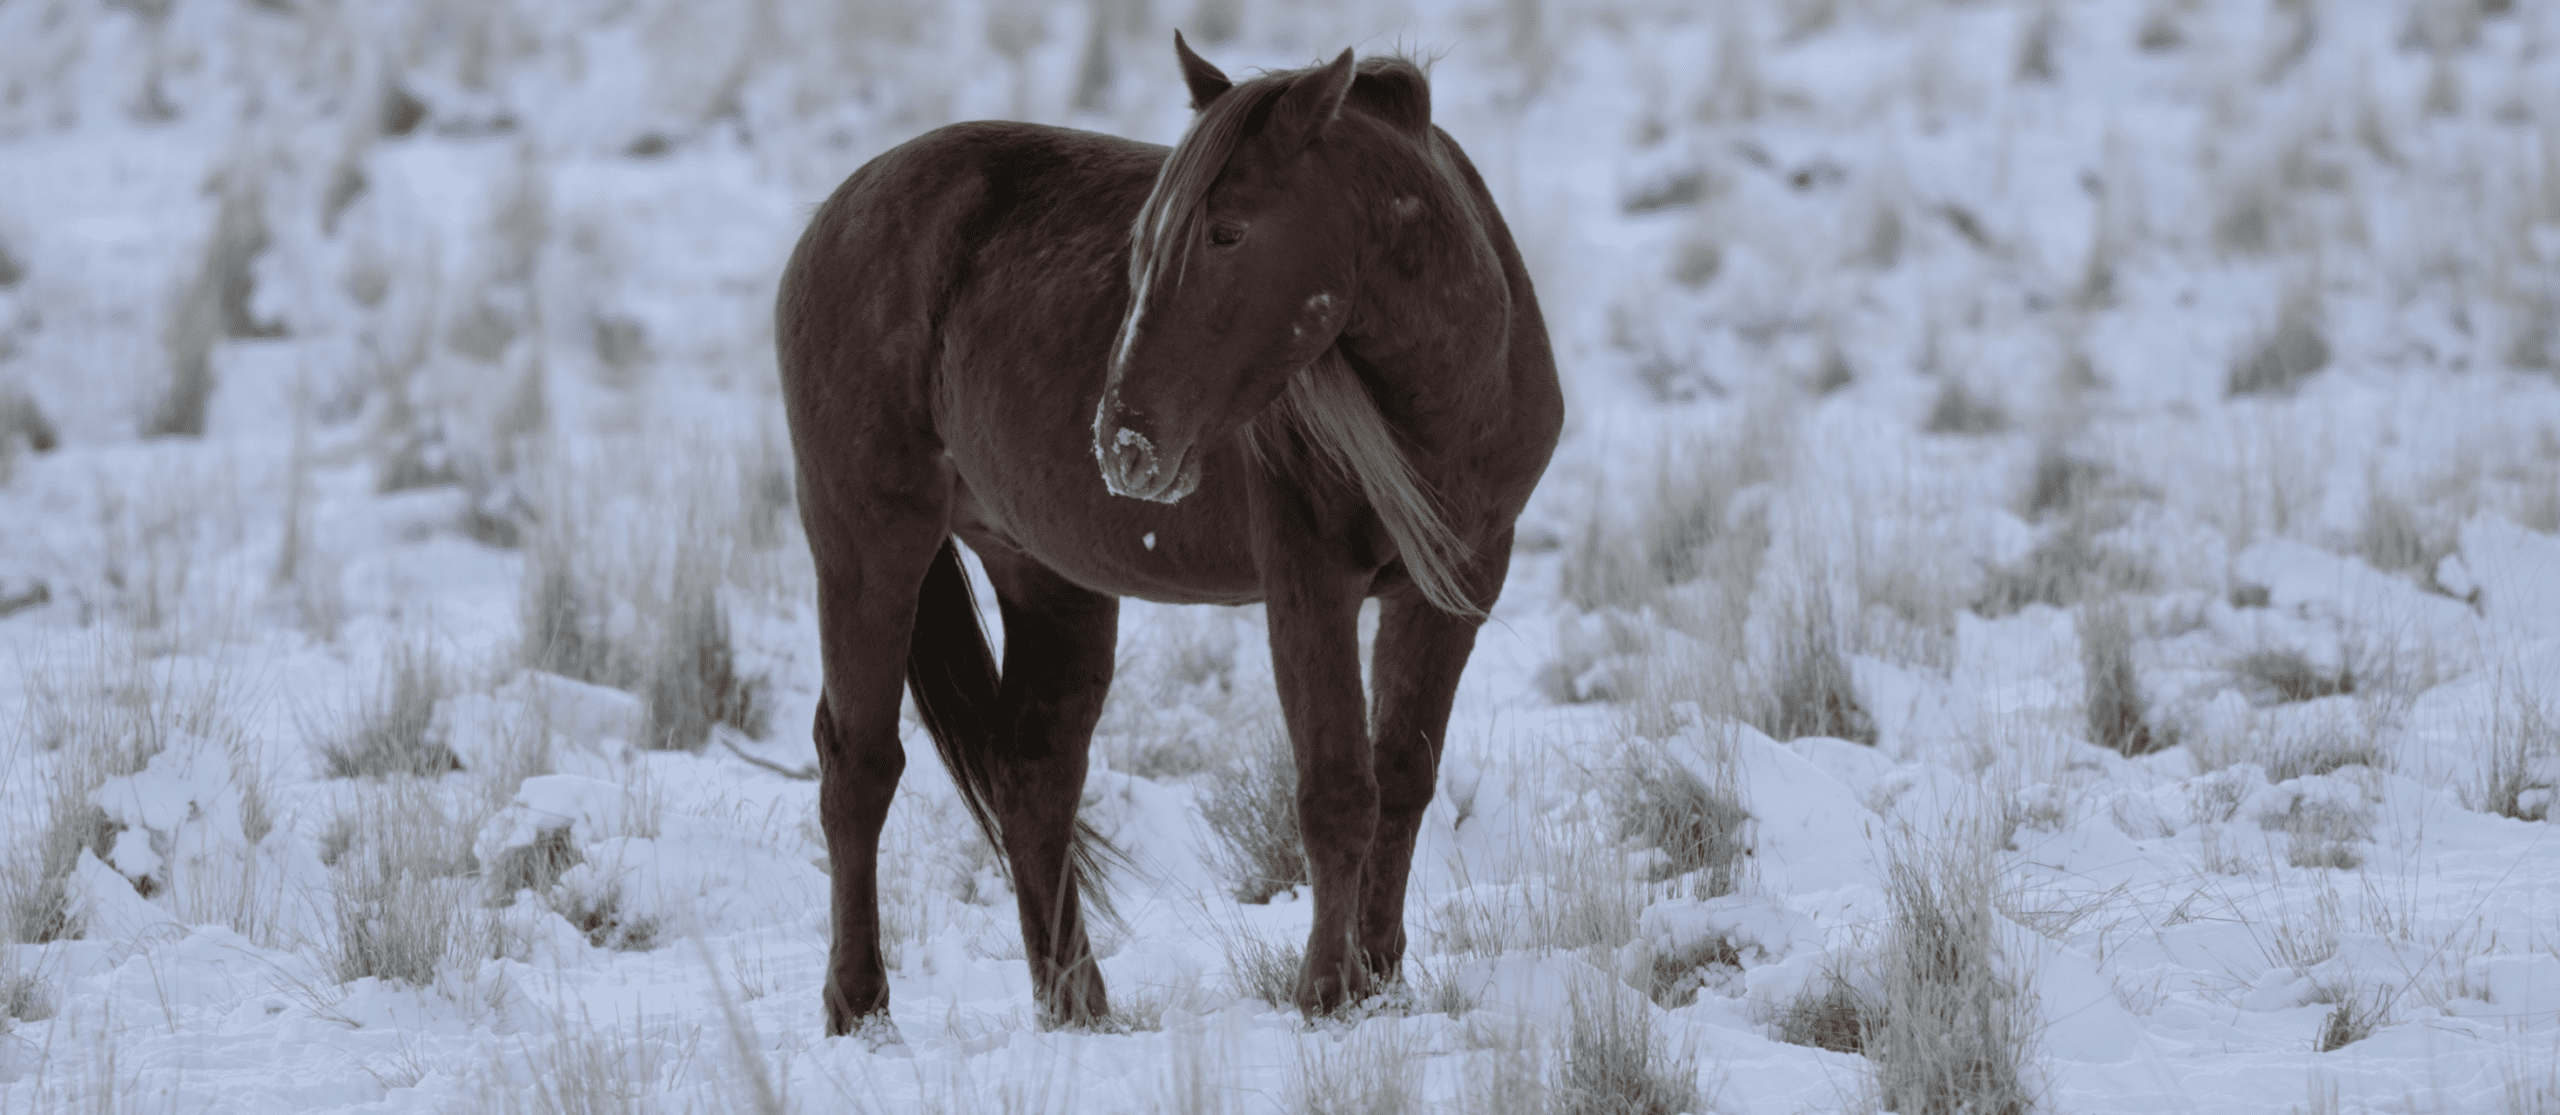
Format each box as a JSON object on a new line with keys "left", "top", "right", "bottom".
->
{"left": 1092, "top": 394, "right": 1201, "bottom": 504}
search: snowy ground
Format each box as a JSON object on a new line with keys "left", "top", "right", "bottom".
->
{"left": 2, "top": 0, "right": 2558, "bottom": 1111}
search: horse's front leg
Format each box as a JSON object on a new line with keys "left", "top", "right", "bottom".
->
{"left": 1355, "top": 546, "right": 1503, "bottom": 983}
{"left": 1255, "top": 498, "right": 1379, "bottom": 1015}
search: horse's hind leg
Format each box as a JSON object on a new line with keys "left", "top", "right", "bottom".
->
{"left": 974, "top": 546, "right": 1120, "bottom": 1027}
{"left": 1357, "top": 585, "right": 1492, "bottom": 986}
{"left": 802, "top": 476, "right": 950, "bottom": 1037}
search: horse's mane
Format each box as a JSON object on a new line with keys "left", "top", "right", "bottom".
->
{"left": 1242, "top": 351, "right": 1480, "bottom": 618}
{"left": 1128, "top": 53, "right": 1482, "bottom": 618}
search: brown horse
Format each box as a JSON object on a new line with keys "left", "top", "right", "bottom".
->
{"left": 775, "top": 33, "right": 1560, "bottom": 1037}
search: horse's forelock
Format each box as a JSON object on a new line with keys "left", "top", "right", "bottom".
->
{"left": 1128, "top": 54, "right": 1437, "bottom": 302}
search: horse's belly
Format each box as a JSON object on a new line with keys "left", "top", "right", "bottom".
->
{"left": 948, "top": 453, "right": 1264, "bottom": 606}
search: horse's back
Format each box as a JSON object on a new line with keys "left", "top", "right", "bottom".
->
{"left": 775, "top": 122, "right": 1159, "bottom": 491}
{"left": 778, "top": 121, "right": 1152, "bottom": 377}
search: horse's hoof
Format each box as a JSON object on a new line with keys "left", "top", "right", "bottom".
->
{"left": 824, "top": 981, "right": 893, "bottom": 1040}
{"left": 1295, "top": 968, "right": 1370, "bottom": 1018}
{"left": 846, "top": 1014, "right": 909, "bottom": 1054}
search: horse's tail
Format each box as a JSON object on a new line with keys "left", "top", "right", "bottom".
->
{"left": 905, "top": 539, "right": 1124, "bottom": 926}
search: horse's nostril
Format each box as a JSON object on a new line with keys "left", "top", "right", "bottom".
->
{"left": 1105, "top": 428, "right": 1157, "bottom": 479}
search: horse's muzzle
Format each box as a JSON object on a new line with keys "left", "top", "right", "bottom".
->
{"left": 1093, "top": 402, "right": 1200, "bottom": 504}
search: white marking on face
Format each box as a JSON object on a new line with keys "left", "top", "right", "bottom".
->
{"left": 1114, "top": 268, "right": 1151, "bottom": 371}
{"left": 1142, "top": 532, "right": 1156, "bottom": 551}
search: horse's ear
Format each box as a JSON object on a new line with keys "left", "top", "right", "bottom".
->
{"left": 1352, "top": 63, "right": 1431, "bottom": 138}
{"left": 1174, "top": 31, "right": 1231, "bottom": 111}
{"left": 1263, "top": 48, "right": 1357, "bottom": 154}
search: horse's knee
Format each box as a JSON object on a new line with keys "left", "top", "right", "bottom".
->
{"left": 816, "top": 707, "right": 904, "bottom": 828}
{"left": 1298, "top": 778, "right": 1379, "bottom": 851}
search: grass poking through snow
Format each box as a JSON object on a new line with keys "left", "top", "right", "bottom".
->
{"left": 1613, "top": 742, "right": 1749, "bottom": 898}
{"left": 2078, "top": 601, "right": 2162, "bottom": 756}
{"left": 1198, "top": 725, "right": 1307, "bottom": 905}
{"left": 1555, "top": 988, "right": 1703, "bottom": 1115}
{"left": 317, "top": 642, "right": 463, "bottom": 779}
{"left": 328, "top": 778, "right": 485, "bottom": 986}
{"left": 1867, "top": 824, "right": 2037, "bottom": 1115}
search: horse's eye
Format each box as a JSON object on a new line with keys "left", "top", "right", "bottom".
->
{"left": 1209, "top": 224, "right": 1245, "bottom": 246}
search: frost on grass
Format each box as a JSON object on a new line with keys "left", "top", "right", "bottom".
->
{"left": 329, "top": 778, "right": 484, "bottom": 986}
{"left": 1867, "top": 827, "right": 2037, "bottom": 1115}
{"left": 2472, "top": 689, "right": 2556, "bottom": 822}
{"left": 1096, "top": 607, "right": 1267, "bottom": 781}
{"left": 545, "top": 879, "right": 661, "bottom": 952}
{"left": 6, "top": 650, "right": 228, "bottom": 940}
{"left": 1296, "top": 1027, "right": 1422, "bottom": 1115}
{"left": 1645, "top": 933, "right": 1744, "bottom": 1011}
{"left": 1555, "top": 988, "right": 1703, "bottom": 1115}
{"left": 0, "top": 378, "right": 59, "bottom": 484}
{"left": 2313, "top": 985, "right": 2389, "bottom": 1052}
{"left": 1224, "top": 928, "right": 1303, "bottom": 1008}
{"left": 2260, "top": 722, "right": 2389, "bottom": 784}
{"left": 2077, "top": 601, "right": 2162, "bottom": 756}
{"left": 1749, "top": 594, "right": 1877, "bottom": 747}
{"left": 1197, "top": 725, "right": 1306, "bottom": 904}
{"left": 519, "top": 482, "right": 768, "bottom": 752}
{"left": 2262, "top": 798, "right": 2370, "bottom": 871}
{"left": 1614, "top": 743, "right": 1748, "bottom": 898}
{"left": 2230, "top": 647, "right": 2355, "bottom": 706}
{"left": 2356, "top": 482, "right": 2458, "bottom": 588}
{"left": 1774, "top": 969, "right": 1871, "bottom": 1054}
{"left": 1974, "top": 518, "right": 2156, "bottom": 618}
{"left": 317, "top": 642, "right": 464, "bottom": 779}
{"left": 1560, "top": 426, "right": 1780, "bottom": 617}
{"left": 1923, "top": 379, "right": 2010, "bottom": 437}
{"left": 2226, "top": 282, "right": 2330, "bottom": 398}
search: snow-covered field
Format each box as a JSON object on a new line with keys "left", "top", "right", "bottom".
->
{"left": 2, "top": 0, "right": 2558, "bottom": 1110}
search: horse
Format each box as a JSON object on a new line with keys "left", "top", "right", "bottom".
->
{"left": 774, "top": 32, "right": 1561, "bottom": 1037}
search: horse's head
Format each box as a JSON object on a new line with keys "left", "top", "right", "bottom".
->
{"left": 1095, "top": 36, "right": 1403, "bottom": 503}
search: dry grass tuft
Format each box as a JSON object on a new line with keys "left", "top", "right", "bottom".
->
{"left": 1197, "top": 726, "right": 1307, "bottom": 905}
{"left": 1096, "top": 609, "right": 1266, "bottom": 781}
{"left": 0, "top": 966, "right": 52, "bottom": 1028}
{"left": 2313, "top": 986, "right": 2388, "bottom": 1052}
{"left": 2259, "top": 720, "right": 2390, "bottom": 784}
{"left": 1224, "top": 928, "right": 1304, "bottom": 1009}
{"left": 1975, "top": 520, "right": 2157, "bottom": 618}
{"left": 1613, "top": 744, "right": 1749, "bottom": 898}
{"left": 1560, "top": 427, "right": 1782, "bottom": 617}
{"left": 7, "top": 649, "right": 233, "bottom": 940}
{"left": 318, "top": 642, "right": 464, "bottom": 779}
{"left": 1646, "top": 933, "right": 1744, "bottom": 1010}
{"left": 0, "top": 380, "right": 59, "bottom": 481}
{"left": 2261, "top": 799, "right": 2371, "bottom": 870}
{"left": 1774, "top": 969, "right": 1871, "bottom": 1054}
{"left": 1555, "top": 988, "right": 1703, "bottom": 1115}
{"left": 2078, "top": 601, "right": 2161, "bottom": 756}
{"left": 518, "top": 485, "right": 768, "bottom": 752}
{"left": 2227, "top": 282, "right": 2330, "bottom": 398}
{"left": 1297, "top": 1027, "right": 1423, "bottom": 1115}
{"left": 639, "top": 542, "right": 766, "bottom": 751}
{"left": 149, "top": 156, "right": 278, "bottom": 438}
{"left": 2023, "top": 446, "right": 2115, "bottom": 523}
{"left": 487, "top": 825, "right": 584, "bottom": 900}
{"left": 1867, "top": 827, "right": 2037, "bottom": 1115}
{"left": 1749, "top": 595, "right": 1877, "bottom": 746}
{"left": 1925, "top": 379, "right": 2010, "bottom": 437}
{"left": 2356, "top": 483, "right": 2455, "bottom": 579}
{"left": 2473, "top": 690, "right": 2556, "bottom": 822}
{"left": 545, "top": 880, "right": 662, "bottom": 952}
{"left": 329, "top": 778, "right": 485, "bottom": 986}
{"left": 2230, "top": 648, "right": 2355, "bottom": 706}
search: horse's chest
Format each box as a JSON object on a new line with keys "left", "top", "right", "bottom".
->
{"left": 945, "top": 448, "right": 1264, "bottom": 606}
